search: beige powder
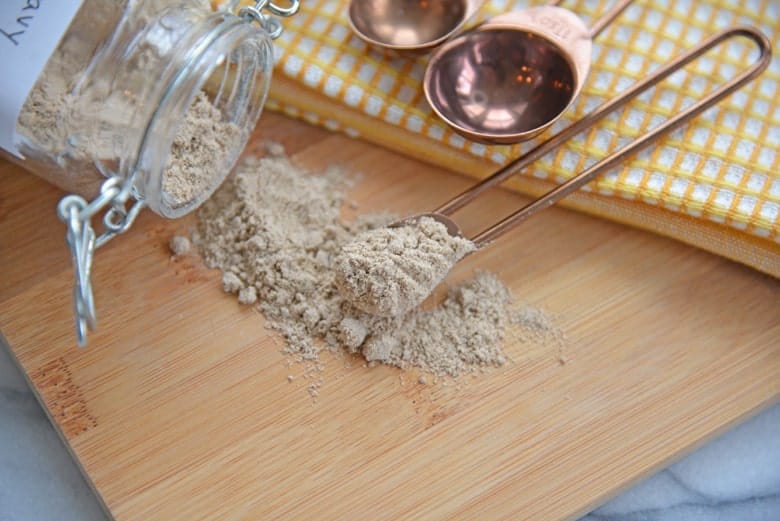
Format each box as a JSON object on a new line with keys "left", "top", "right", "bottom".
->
{"left": 334, "top": 217, "right": 475, "bottom": 317}
{"left": 356, "top": 271, "right": 509, "bottom": 375}
{"left": 194, "top": 150, "right": 565, "bottom": 378}
{"left": 162, "top": 92, "right": 243, "bottom": 205}
{"left": 169, "top": 235, "right": 191, "bottom": 256}
{"left": 15, "top": 0, "right": 125, "bottom": 197}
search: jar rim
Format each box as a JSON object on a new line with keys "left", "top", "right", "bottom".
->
{"left": 134, "top": 9, "right": 273, "bottom": 218}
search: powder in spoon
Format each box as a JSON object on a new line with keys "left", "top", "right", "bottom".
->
{"left": 193, "top": 149, "right": 565, "bottom": 381}
{"left": 334, "top": 217, "right": 475, "bottom": 317}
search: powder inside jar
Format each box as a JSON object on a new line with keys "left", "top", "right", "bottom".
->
{"left": 334, "top": 217, "right": 475, "bottom": 317}
{"left": 15, "top": 0, "right": 241, "bottom": 207}
{"left": 161, "top": 92, "right": 243, "bottom": 206}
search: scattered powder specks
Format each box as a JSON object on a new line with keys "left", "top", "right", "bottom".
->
{"left": 222, "top": 271, "right": 242, "bottom": 293}
{"left": 194, "top": 153, "right": 565, "bottom": 382}
{"left": 264, "top": 140, "right": 287, "bottom": 158}
{"left": 169, "top": 235, "right": 191, "bottom": 256}
{"left": 512, "top": 305, "right": 569, "bottom": 364}
{"left": 334, "top": 217, "right": 476, "bottom": 317}
{"left": 238, "top": 286, "right": 258, "bottom": 305}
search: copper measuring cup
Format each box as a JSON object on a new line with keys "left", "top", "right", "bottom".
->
{"left": 423, "top": 0, "right": 636, "bottom": 143}
{"left": 400, "top": 27, "right": 771, "bottom": 248}
{"left": 348, "top": 0, "right": 484, "bottom": 52}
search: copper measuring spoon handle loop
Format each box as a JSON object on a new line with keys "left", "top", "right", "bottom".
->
{"left": 469, "top": 26, "right": 771, "bottom": 247}
{"left": 546, "top": 0, "right": 635, "bottom": 38}
{"left": 436, "top": 25, "right": 769, "bottom": 218}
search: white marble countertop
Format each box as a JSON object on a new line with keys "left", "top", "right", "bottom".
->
{"left": 1, "top": 339, "right": 778, "bottom": 521}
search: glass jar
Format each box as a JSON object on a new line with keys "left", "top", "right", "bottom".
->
{"left": 7, "top": 0, "right": 275, "bottom": 218}
{"left": 0, "top": 0, "right": 297, "bottom": 345}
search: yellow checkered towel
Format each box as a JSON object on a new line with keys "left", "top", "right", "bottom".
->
{"left": 262, "top": 0, "right": 780, "bottom": 277}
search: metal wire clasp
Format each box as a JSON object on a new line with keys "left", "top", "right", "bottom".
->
{"left": 57, "top": 177, "right": 145, "bottom": 347}
{"left": 238, "top": 0, "right": 300, "bottom": 39}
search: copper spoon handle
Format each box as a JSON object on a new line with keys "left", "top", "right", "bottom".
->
{"left": 433, "top": 26, "right": 771, "bottom": 247}
{"left": 547, "top": 0, "right": 634, "bottom": 38}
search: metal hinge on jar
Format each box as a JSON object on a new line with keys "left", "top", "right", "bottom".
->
{"left": 238, "top": 0, "right": 300, "bottom": 38}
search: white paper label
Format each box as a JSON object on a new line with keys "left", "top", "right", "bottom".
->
{"left": 0, "top": 0, "right": 84, "bottom": 158}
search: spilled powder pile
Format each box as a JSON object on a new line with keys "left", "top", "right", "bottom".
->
{"left": 334, "top": 217, "right": 475, "bottom": 317}
{"left": 359, "top": 271, "right": 508, "bottom": 373}
{"left": 195, "top": 155, "right": 387, "bottom": 361}
{"left": 194, "top": 151, "right": 563, "bottom": 378}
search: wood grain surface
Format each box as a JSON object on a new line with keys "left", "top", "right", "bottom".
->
{"left": 1, "top": 113, "right": 778, "bottom": 521}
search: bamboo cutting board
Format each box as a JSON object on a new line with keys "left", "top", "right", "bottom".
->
{"left": 1, "top": 113, "right": 779, "bottom": 521}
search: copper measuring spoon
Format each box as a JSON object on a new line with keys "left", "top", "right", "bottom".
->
{"left": 423, "top": 0, "right": 637, "bottom": 143}
{"left": 403, "top": 27, "right": 771, "bottom": 247}
{"left": 348, "top": 0, "right": 484, "bottom": 52}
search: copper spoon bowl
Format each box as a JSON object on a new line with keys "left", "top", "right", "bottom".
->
{"left": 348, "top": 0, "right": 483, "bottom": 52}
{"left": 424, "top": 1, "right": 633, "bottom": 143}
